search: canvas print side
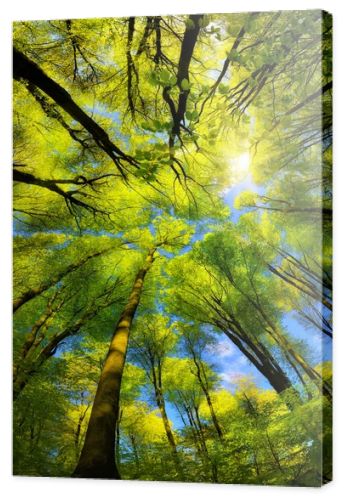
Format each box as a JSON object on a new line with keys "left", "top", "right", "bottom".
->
{"left": 13, "top": 10, "right": 332, "bottom": 485}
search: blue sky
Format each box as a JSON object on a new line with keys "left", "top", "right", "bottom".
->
{"left": 14, "top": 138, "right": 331, "bottom": 433}
{"left": 158, "top": 169, "right": 332, "bottom": 429}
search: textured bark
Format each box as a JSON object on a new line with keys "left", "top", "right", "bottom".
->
{"left": 73, "top": 248, "right": 156, "bottom": 479}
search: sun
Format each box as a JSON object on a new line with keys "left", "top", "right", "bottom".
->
{"left": 230, "top": 152, "right": 251, "bottom": 183}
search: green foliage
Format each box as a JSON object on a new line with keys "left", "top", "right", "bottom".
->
{"left": 13, "top": 10, "right": 332, "bottom": 486}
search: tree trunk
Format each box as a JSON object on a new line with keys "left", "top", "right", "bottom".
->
{"left": 193, "top": 405, "right": 218, "bottom": 483}
{"left": 153, "top": 382, "right": 184, "bottom": 480}
{"left": 13, "top": 317, "right": 86, "bottom": 401}
{"left": 14, "top": 329, "right": 75, "bottom": 400}
{"left": 129, "top": 434, "right": 140, "bottom": 478}
{"left": 13, "top": 48, "right": 136, "bottom": 175}
{"left": 204, "top": 389, "right": 223, "bottom": 439}
{"left": 115, "top": 410, "right": 122, "bottom": 470}
{"left": 72, "top": 248, "right": 156, "bottom": 479}
{"left": 219, "top": 323, "right": 294, "bottom": 397}
{"left": 264, "top": 322, "right": 332, "bottom": 402}
{"left": 193, "top": 357, "right": 223, "bottom": 439}
{"left": 13, "top": 248, "right": 108, "bottom": 313}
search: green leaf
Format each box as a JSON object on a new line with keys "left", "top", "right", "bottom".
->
{"left": 227, "top": 49, "right": 240, "bottom": 62}
{"left": 159, "top": 69, "right": 172, "bottom": 84}
{"left": 185, "top": 18, "right": 195, "bottom": 30}
{"left": 181, "top": 78, "right": 191, "bottom": 91}
{"left": 218, "top": 84, "right": 229, "bottom": 95}
{"left": 185, "top": 110, "right": 199, "bottom": 121}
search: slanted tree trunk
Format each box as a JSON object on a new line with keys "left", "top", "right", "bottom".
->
{"left": 13, "top": 248, "right": 108, "bottom": 313}
{"left": 182, "top": 403, "right": 204, "bottom": 455}
{"left": 203, "top": 386, "right": 223, "bottom": 439}
{"left": 217, "top": 320, "right": 294, "bottom": 397}
{"left": 13, "top": 48, "right": 137, "bottom": 176}
{"left": 74, "top": 405, "right": 90, "bottom": 461}
{"left": 13, "top": 291, "right": 117, "bottom": 401}
{"left": 270, "top": 328, "right": 332, "bottom": 401}
{"left": 193, "top": 404, "right": 218, "bottom": 483}
{"left": 73, "top": 248, "right": 156, "bottom": 479}
{"left": 13, "top": 318, "right": 85, "bottom": 401}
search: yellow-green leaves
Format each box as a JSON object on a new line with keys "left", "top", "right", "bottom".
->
{"left": 180, "top": 78, "right": 191, "bottom": 91}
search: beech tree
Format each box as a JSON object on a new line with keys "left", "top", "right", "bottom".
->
{"left": 13, "top": 11, "right": 332, "bottom": 486}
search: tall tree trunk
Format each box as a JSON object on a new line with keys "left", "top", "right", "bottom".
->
{"left": 278, "top": 332, "right": 332, "bottom": 401}
{"left": 193, "top": 405, "right": 218, "bottom": 483}
{"left": 74, "top": 406, "right": 90, "bottom": 461}
{"left": 192, "top": 355, "right": 223, "bottom": 439}
{"left": 264, "top": 320, "right": 332, "bottom": 401}
{"left": 115, "top": 410, "right": 122, "bottom": 471}
{"left": 203, "top": 387, "right": 223, "bottom": 439}
{"left": 183, "top": 404, "right": 203, "bottom": 455}
{"left": 129, "top": 434, "right": 140, "bottom": 478}
{"left": 153, "top": 377, "right": 184, "bottom": 480}
{"left": 72, "top": 248, "right": 156, "bottom": 479}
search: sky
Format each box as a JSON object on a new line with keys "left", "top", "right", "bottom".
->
{"left": 13, "top": 110, "right": 331, "bottom": 434}
{"left": 156, "top": 165, "right": 332, "bottom": 429}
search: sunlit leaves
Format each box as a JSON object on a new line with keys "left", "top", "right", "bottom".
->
{"left": 13, "top": 10, "right": 331, "bottom": 485}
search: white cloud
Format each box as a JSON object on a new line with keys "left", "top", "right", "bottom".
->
{"left": 220, "top": 371, "right": 245, "bottom": 383}
{"left": 207, "top": 338, "right": 236, "bottom": 358}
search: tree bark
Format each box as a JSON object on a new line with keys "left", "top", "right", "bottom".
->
{"left": 130, "top": 434, "right": 140, "bottom": 477}
{"left": 72, "top": 248, "right": 156, "bottom": 479}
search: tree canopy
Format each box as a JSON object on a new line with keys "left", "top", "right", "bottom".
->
{"left": 13, "top": 10, "right": 332, "bottom": 486}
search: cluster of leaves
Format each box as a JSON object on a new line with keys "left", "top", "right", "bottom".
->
{"left": 13, "top": 10, "right": 332, "bottom": 486}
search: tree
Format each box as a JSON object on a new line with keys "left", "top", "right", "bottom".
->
{"left": 13, "top": 11, "right": 332, "bottom": 485}
{"left": 73, "top": 216, "right": 193, "bottom": 478}
{"left": 128, "top": 314, "right": 184, "bottom": 479}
